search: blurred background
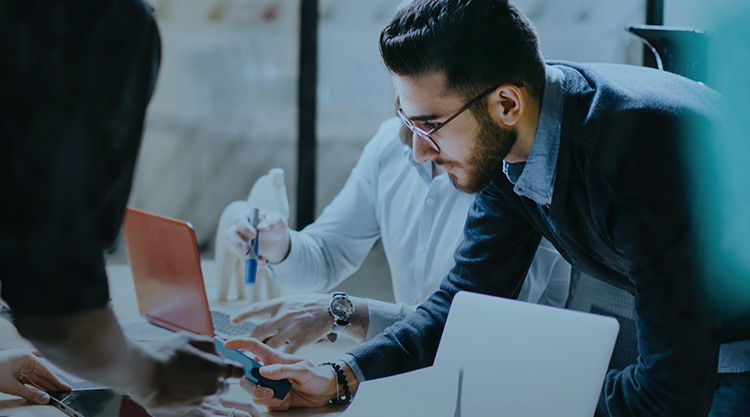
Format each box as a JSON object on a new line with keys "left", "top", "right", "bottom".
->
{"left": 110, "top": 0, "right": 739, "bottom": 304}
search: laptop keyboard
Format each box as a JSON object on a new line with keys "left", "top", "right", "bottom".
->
{"left": 211, "top": 310, "right": 256, "bottom": 337}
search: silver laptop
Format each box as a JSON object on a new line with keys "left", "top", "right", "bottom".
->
{"left": 435, "top": 291, "right": 619, "bottom": 417}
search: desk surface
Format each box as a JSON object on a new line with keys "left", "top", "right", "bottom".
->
{"left": 0, "top": 261, "right": 352, "bottom": 417}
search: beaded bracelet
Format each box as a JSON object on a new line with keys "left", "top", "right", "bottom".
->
{"left": 321, "top": 361, "right": 352, "bottom": 406}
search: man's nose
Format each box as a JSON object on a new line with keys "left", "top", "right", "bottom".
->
{"left": 412, "top": 132, "right": 439, "bottom": 164}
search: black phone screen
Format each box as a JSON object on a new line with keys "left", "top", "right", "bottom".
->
{"left": 49, "top": 389, "right": 152, "bottom": 417}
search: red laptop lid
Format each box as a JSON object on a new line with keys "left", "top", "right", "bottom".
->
{"left": 122, "top": 207, "right": 213, "bottom": 337}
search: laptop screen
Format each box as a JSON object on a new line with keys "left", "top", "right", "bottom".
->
{"left": 435, "top": 291, "right": 619, "bottom": 417}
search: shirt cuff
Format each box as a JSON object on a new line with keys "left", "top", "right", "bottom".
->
{"left": 265, "top": 231, "right": 319, "bottom": 290}
{"left": 342, "top": 353, "right": 367, "bottom": 384}
{"left": 364, "top": 298, "right": 417, "bottom": 341}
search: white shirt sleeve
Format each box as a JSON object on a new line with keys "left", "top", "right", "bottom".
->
{"left": 517, "top": 238, "right": 571, "bottom": 307}
{"left": 265, "top": 123, "right": 390, "bottom": 292}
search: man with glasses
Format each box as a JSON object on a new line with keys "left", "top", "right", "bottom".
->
{"left": 225, "top": 113, "right": 571, "bottom": 353}
{"left": 231, "top": 1, "right": 749, "bottom": 416}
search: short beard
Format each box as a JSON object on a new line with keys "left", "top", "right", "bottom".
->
{"left": 449, "top": 107, "right": 517, "bottom": 193}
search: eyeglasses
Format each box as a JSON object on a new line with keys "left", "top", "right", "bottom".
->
{"left": 397, "top": 84, "right": 499, "bottom": 152}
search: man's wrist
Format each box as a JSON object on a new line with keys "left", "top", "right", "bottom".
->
{"left": 319, "top": 363, "right": 340, "bottom": 403}
{"left": 338, "top": 361, "right": 359, "bottom": 396}
{"left": 265, "top": 229, "right": 292, "bottom": 264}
{"left": 344, "top": 297, "right": 369, "bottom": 342}
{"left": 320, "top": 360, "right": 359, "bottom": 405}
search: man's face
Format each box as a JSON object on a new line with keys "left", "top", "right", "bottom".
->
{"left": 395, "top": 73, "right": 517, "bottom": 193}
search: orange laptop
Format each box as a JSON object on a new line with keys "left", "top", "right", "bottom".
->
{"left": 122, "top": 207, "right": 255, "bottom": 338}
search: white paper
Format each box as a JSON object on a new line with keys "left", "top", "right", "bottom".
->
{"left": 341, "top": 365, "right": 459, "bottom": 417}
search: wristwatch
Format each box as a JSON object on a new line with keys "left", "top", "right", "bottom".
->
{"left": 327, "top": 292, "right": 354, "bottom": 342}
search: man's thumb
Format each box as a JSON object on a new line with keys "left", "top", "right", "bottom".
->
{"left": 15, "top": 384, "right": 51, "bottom": 404}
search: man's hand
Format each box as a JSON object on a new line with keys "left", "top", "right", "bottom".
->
{"left": 231, "top": 294, "right": 333, "bottom": 354}
{"left": 0, "top": 349, "right": 71, "bottom": 404}
{"left": 225, "top": 210, "right": 290, "bottom": 264}
{"left": 133, "top": 333, "right": 245, "bottom": 409}
{"left": 16, "top": 308, "right": 245, "bottom": 412}
{"left": 225, "top": 338, "right": 358, "bottom": 412}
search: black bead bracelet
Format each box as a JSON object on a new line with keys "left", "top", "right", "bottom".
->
{"left": 321, "top": 361, "right": 352, "bottom": 406}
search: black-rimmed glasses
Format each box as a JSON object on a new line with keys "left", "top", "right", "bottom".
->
{"left": 397, "top": 84, "right": 499, "bottom": 152}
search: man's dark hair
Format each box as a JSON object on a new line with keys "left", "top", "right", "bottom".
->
{"left": 380, "top": 0, "right": 545, "bottom": 102}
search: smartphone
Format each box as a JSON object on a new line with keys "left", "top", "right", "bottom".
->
{"left": 49, "top": 389, "right": 152, "bottom": 417}
{"left": 212, "top": 336, "right": 292, "bottom": 399}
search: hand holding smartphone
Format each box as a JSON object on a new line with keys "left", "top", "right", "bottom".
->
{"left": 212, "top": 336, "right": 292, "bottom": 399}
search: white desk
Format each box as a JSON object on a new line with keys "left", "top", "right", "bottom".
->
{"left": 0, "top": 261, "right": 354, "bottom": 417}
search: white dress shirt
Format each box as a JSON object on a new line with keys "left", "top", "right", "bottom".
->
{"left": 267, "top": 118, "right": 571, "bottom": 340}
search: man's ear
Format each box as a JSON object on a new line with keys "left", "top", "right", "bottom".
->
{"left": 487, "top": 84, "right": 524, "bottom": 127}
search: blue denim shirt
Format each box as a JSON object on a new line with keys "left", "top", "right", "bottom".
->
{"left": 502, "top": 65, "right": 565, "bottom": 206}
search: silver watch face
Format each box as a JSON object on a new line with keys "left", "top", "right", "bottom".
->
{"left": 330, "top": 295, "right": 354, "bottom": 321}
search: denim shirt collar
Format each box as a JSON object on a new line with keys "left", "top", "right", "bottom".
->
{"left": 502, "top": 65, "right": 565, "bottom": 206}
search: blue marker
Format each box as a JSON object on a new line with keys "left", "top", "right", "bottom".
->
{"left": 245, "top": 208, "right": 259, "bottom": 285}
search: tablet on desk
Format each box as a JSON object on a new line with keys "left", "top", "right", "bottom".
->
{"left": 49, "top": 389, "right": 152, "bottom": 417}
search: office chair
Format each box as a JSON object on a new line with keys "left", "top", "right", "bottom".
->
{"left": 565, "top": 270, "right": 638, "bottom": 370}
{"left": 628, "top": 24, "right": 711, "bottom": 84}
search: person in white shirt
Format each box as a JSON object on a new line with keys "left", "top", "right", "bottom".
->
{"left": 224, "top": 117, "right": 571, "bottom": 353}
